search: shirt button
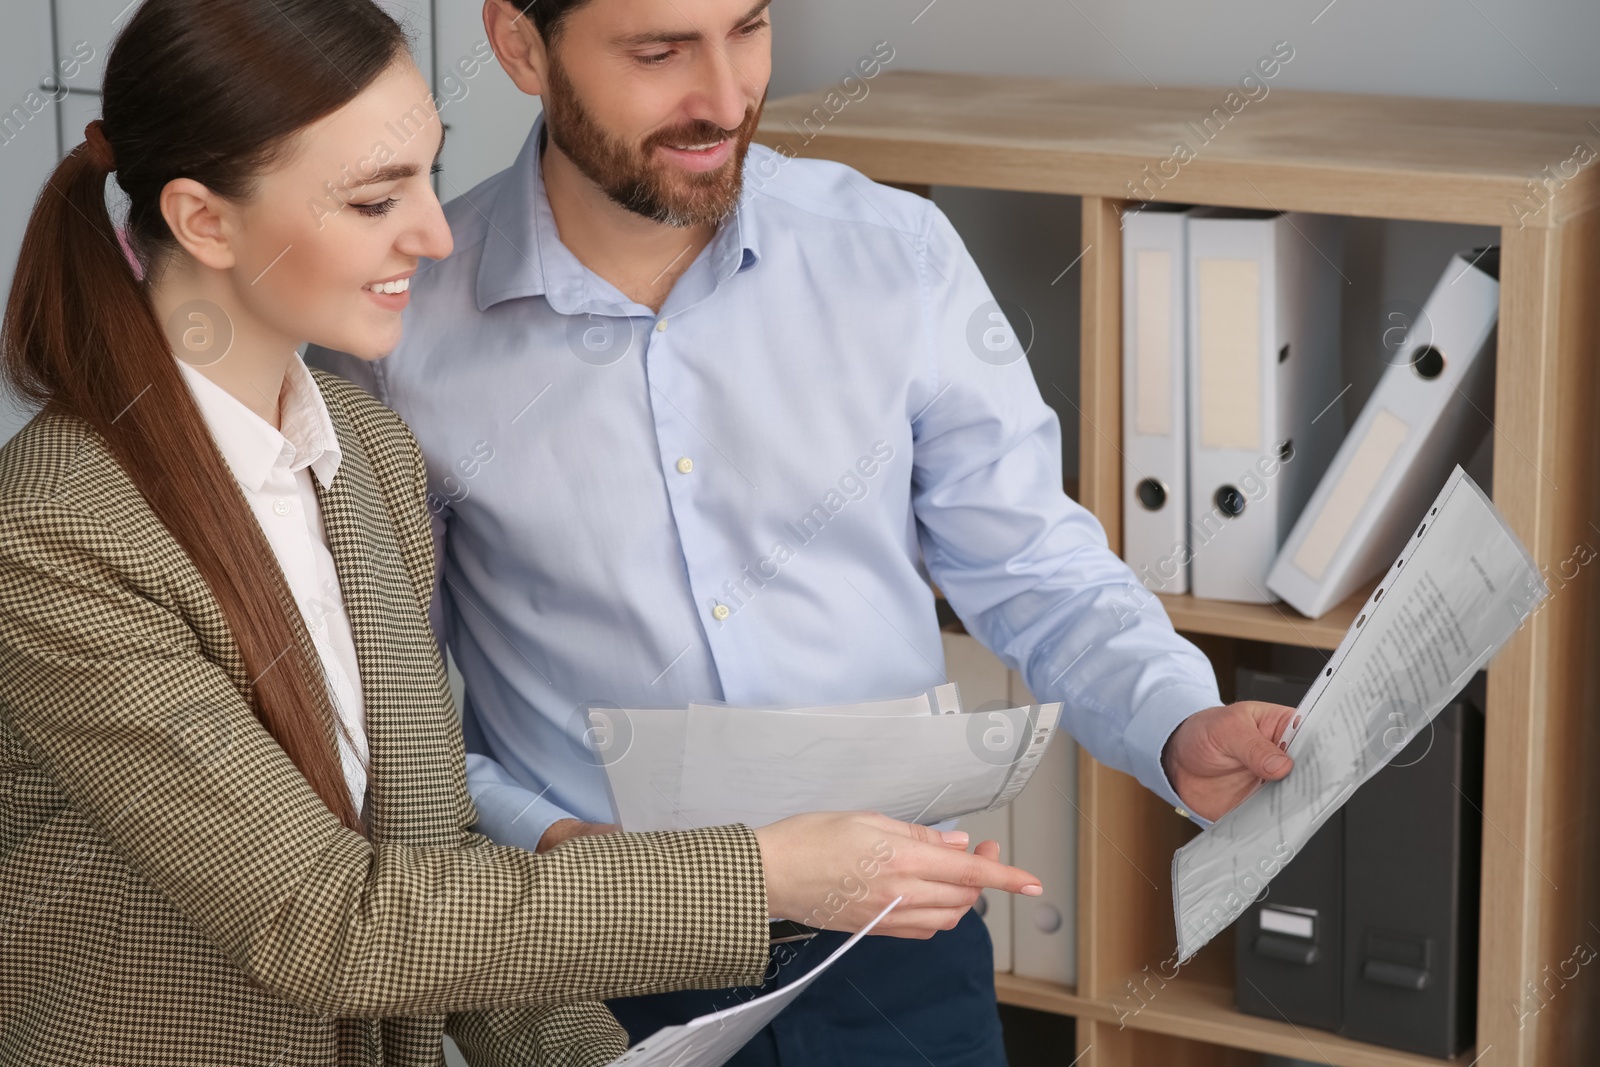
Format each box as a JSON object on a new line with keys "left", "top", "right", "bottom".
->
{"left": 655, "top": 319, "right": 669, "bottom": 333}
{"left": 273, "top": 499, "right": 292, "bottom": 517}
{"left": 676, "top": 457, "right": 694, "bottom": 475}
{"left": 711, "top": 603, "right": 731, "bottom": 622}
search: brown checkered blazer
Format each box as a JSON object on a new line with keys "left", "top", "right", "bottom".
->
{"left": 0, "top": 369, "right": 770, "bottom": 1066}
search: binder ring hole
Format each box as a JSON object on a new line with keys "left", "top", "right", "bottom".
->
{"left": 1357, "top": 614, "right": 1367, "bottom": 627}
{"left": 1326, "top": 668, "right": 1333, "bottom": 677}
{"left": 1214, "top": 485, "right": 1246, "bottom": 518}
{"left": 1136, "top": 477, "right": 1168, "bottom": 511}
{"left": 1410, "top": 345, "right": 1446, "bottom": 380}
{"left": 1292, "top": 715, "right": 1302, "bottom": 729}
{"left": 1375, "top": 587, "right": 1384, "bottom": 601}
{"left": 1418, "top": 523, "right": 1427, "bottom": 537}
{"left": 1278, "top": 439, "right": 1295, "bottom": 463}
{"left": 1278, "top": 343, "right": 1291, "bottom": 364}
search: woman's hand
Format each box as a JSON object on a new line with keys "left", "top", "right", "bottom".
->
{"left": 753, "top": 811, "right": 1042, "bottom": 940}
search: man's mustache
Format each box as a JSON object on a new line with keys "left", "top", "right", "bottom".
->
{"left": 645, "top": 112, "right": 758, "bottom": 152}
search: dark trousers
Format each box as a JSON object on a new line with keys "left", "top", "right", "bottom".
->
{"left": 608, "top": 908, "right": 1008, "bottom": 1066}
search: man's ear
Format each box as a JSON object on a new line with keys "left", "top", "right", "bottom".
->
{"left": 159, "top": 177, "right": 237, "bottom": 271}
{"left": 484, "top": 0, "right": 548, "bottom": 97}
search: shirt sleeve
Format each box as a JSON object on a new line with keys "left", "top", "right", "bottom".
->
{"left": 0, "top": 496, "right": 772, "bottom": 1018}
{"left": 906, "top": 202, "right": 1221, "bottom": 820}
{"left": 463, "top": 753, "right": 578, "bottom": 852}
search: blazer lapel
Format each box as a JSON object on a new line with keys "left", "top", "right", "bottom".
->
{"left": 312, "top": 415, "right": 460, "bottom": 849}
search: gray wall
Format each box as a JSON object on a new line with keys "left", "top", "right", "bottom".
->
{"left": 762, "top": 0, "right": 1572, "bottom": 479}
{"left": 767, "top": 0, "right": 1600, "bottom": 106}
{"left": 8, "top": 0, "right": 1587, "bottom": 459}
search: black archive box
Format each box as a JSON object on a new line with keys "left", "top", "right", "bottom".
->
{"left": 1233, "top": 669, "right": 1344, "bottom": 1033}
{"left": 1233, "top": 667, "right": 1483, "bottom": 1059}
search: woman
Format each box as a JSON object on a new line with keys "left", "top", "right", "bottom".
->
{"left": 0, "top": 1, "right": 1040, "bottom": 1064}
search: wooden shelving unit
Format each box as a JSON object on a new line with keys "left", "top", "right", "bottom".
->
{"left": 759, "top": 73, "right": 1600, "bottom": 1066}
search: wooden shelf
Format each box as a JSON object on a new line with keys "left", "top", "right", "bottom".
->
{"left": 994, "top": 973, "right": 1094, "bottom": 1018}
{"left": 998, "top": 974, "right": 1462, "bottom": 1067}
{"left": 757, "top": 71, "right": 1600, "bottom": 227}
{"left": 1156, "top": 582, "right": 1374, "bottom": 651}
{"left": 765, "top": 71, "right": 1600, "bottom": 1067}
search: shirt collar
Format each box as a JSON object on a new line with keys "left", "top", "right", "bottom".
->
{"left": 475, "top": 112, "right": 762, "bottom": 315}
{"left": 175, "top": 352, "right": 343, "bottom": 495}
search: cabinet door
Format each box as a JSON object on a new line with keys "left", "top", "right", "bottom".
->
{"left": 0, "top": 1, "right": 59, "bottom": 444}
{"left": 432, "top": 0, "right": 543, "bottom": 195}
{"left": 53, "top": 0, "right": 126, "bottom": 92}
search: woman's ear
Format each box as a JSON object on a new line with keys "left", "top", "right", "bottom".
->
{"left": 484, "top": 0, "right": 548, "bottom": 97}
{"left": 159, "top": 177, "right": 238, "bottom": 271}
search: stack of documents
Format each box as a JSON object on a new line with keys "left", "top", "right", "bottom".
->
{"left": 1171, "top": 465, "right": 1546, "bottom": 963}
{"left": 586, "top": 684, "right": 1063, "bottom": 832}
{"left": 606, "top": 899, "right": 900, "bottom": 1066}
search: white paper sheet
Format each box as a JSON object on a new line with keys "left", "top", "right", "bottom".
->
{"left": 590, "top": 692, "right": 1061, "bottom": 832}
{"left": 1171, "top": 466, "right": 1547, "bottom": 962}
{"left": 688, "top": 682, "right": 962, "bottom": 718}
{"left": 605, "top": 899, "right": 900, "bottom": 1067}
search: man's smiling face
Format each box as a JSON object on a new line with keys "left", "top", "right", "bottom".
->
{"left": 537, "top": 0, "right": 773, "bottom": 227}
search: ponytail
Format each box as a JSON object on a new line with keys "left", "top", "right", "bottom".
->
{"left": 0, "top": 0, "right": 412, "bottom": 836}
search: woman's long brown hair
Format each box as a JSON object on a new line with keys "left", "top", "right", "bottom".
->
{"left": 1, "top": 0, "right": 410, "bottom": 834}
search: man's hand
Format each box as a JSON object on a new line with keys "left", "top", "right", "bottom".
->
{"left": 1162, "top": 701, "right": 1297, "bottom": 821}
{"left": 536, "top": 818, "right": 619, "bottom": 853}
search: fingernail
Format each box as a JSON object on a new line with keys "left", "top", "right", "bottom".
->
{"left": 1021, "top": 884, "right": 1043, "bottom": 896}
{"left": 1265, "top": 753, "right": 1290, "bottom": 774}
{"left": 940, "top": 830, "right": 970, "bottom": 846}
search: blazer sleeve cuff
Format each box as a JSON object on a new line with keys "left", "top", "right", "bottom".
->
{"left": 445, "top": 999, "right": 629, "bottom": 1067}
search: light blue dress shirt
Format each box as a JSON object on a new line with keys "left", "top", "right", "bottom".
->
{"left": 311, "top": 114, "right": 1222, "bottom": 849}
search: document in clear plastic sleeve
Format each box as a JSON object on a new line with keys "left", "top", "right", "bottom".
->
{"left": 1171, "top": 466, "right": 1546, "bottom": 963}
{"left": 591, "top": 691, "right": 1061, "bottom": 832}
{"left": 606, "top": 899, "right": 900, "bottom": 1067}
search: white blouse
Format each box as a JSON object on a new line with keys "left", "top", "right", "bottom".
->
{"left": 175, "top": 354, "right": 369, "bottom": 816}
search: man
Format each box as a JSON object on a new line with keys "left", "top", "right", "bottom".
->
{"left": 313, "top": 0, "right": 1296, "bottom": 1062}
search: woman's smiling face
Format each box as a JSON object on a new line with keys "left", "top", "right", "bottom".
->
{"left": 200, "top": 55, "right": 454, "bottom": 361}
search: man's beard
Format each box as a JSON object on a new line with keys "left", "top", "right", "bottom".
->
{"left": 542, "top": 53, "right": 766, "bottom": 228}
